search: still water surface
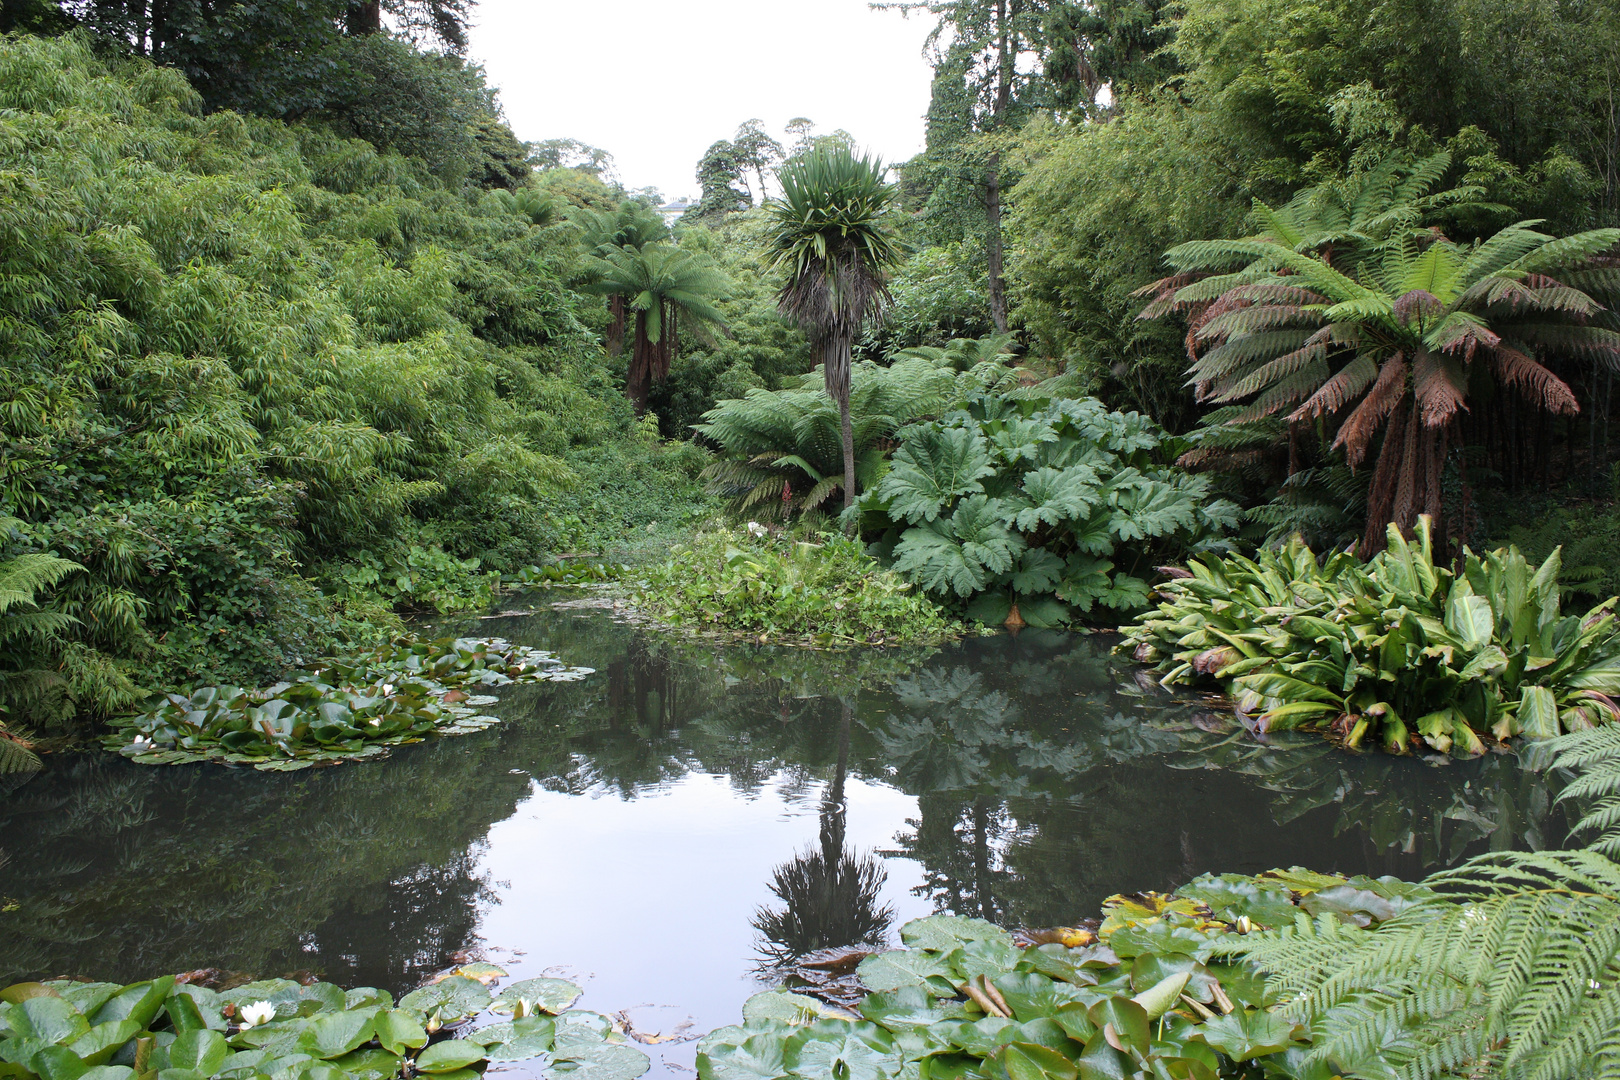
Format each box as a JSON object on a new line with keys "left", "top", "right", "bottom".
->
{"left": 0, "top": 600, "right": 1563, "bottom": 1073}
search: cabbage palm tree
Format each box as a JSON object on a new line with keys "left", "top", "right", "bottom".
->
{"left": 1139, "top": 155, "right": 1620, "bottom": 552}
{"left": 583, "top": 243, "right": 730, "bottom": 414}
{"left": 767, "top": 146, "right": 902, "bottom": 514}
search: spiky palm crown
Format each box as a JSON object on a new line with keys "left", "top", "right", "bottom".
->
{"left": 580, "top": 243, "right": 730, "bottom": 344}
{"left": 768, "top": 145, "right": 902, "bottom": 362}
{"left": 1138, "top": 155, "right": 1620, "bottom": 531}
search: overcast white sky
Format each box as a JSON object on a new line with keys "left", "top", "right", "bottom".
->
{"left": 465, "top": 0, "right": 938, "bottom": 202}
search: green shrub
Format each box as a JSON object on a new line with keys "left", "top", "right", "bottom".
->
{"left": 636, "top": 527, "right": 961, "bottom": 645}
{"left": 857, "top": 394, "right": 1238, "bottom": 628}
{"left": 1123, "top": 517, "right": 1620, "bottom": 753}
{"left": 324, "top": 545, "right": 501, "bottom": 615}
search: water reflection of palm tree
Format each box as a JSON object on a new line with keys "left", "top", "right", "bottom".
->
{"left": 752, "top": 699, "right": 894, "bottom": 966}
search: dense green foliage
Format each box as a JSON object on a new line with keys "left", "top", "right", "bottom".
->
{"left": 697, "top": 351, "right": 1017, "bottom": 521}
{"left": 0, "top": 33, "right": 706, "bottom": 732}
{"left": 858, "top": 394, "right": 1237, "bottom": 627}
{"left": 703, "top": 868, "right": 1431, "bottom": 1080}
{"left": 1124, "top": 517, "right": 1620, "bottom": 752}
{"left": 1230, "top": 726, "right": 1620, "bottom": 1080}
{"left": 0, "top": 967, "right": 648, "bottom": 1080}
{"left": 105, "top": 636, "right": 590, "bottom": 770}
{"left": 636, "top": 527, "right": 960, "bottom": 646}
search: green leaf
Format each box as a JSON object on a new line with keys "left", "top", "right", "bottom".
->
{"left": 68, "top": 1021, "right": 141, "bottom": 1067}
{"left": 297, "top": 1009, "right": 377, "bottom": 1059}
{"left": 31, "top": 1046, "right": 88, "bottom": 1080}
{"left": 988, "top": 974, "right": 1091, "bottom": 1023}
{"left": 412, "top": 1039, "right": 484, "bottom": 1073}
{"left": 549, "top": 1040, "right": 649, "bottom": 1080}
{"left": 168, "top": 1031, "right": 228, "bottom": 1076}
{"left": 372, "top": 1011, "right": 427, "bottom": 1057}
{"left": 11, "top": 999, "right": 89, "bottom": 1045}
{"left": 1518, "top": 685, "right": 1561, "bottom": 738}
{"left": 858, "top": 952, "right": 958, "bottom": 994}
{"left": 329, "top": 1049, "right": 404, "bottom": 1080}
{"left": 1194, "top": 1010, "right": 1300, "bottom": 1061}
{"left": 1085, "top": 999, "right": 1148, "bottom": 1057}
{"left": 398, "top": 978, "right": 488, "bottom": 1024}
{"left": 740, "top": 992, "right": 837, "bottom": 1026}
{"left": 782, "top": 1021, "right": 900, "bottom": 1080}
{"left": 491, "top": 979, "right": 580, "bottom": 1017}
{"left": 996, "top": 1043, "right": 1077, "bottom": 1080}
{"left": 901, "top": 916, "right": 1012, "bottom": 952}
{"left": 697, "top": 1032, "right": 785, "bottom": 1080}
{"left": 876, "top": 426, "right": 995, "bottom": 524}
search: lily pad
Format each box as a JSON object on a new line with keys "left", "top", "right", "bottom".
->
{"left": 412, "top": 1040, "right": 484, "bottom": 1074}
{"left": 782, "top": 1021, "right": 899, "bottom": 1080}
{"left": 1195, "top": 1010, "right": 1302, "bottom": 1062}
{"left": 491, "top": 979, "right": 580, "bottom": 1017}
{"left": 547, "top": 1041, "right": 648, "bottom": 1080}
{"left": 740, "top": 993, "right": 839, "bottom": 1027}
{"left": 856, "top": 951, "right": 957, "bottom": 994}
{"left": 695, "top": 1032, "right": 786, "bottom": 1080}
{"left": 398, "top": 978, "right": 489, "bottom": 1024}
{"left": 899, "top": 917, "right": 1010, "bottom": 953}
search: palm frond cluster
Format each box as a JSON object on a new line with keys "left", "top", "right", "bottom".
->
{"left": 1139, "top": 153, "right": 1620, "bottom": 552}
{"left": 696, "top": 349, "right": 1017, "bottom": 520}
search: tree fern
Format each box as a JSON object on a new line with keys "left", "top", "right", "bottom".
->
{"left": 1237, "top": 849, "right": 1620, "bottom": 1080}
{"left": 1552, "top": 726, "right": 1620, "bottom": 857}
{"left": 0, "top": 531, "right": 80, "bottom": 774}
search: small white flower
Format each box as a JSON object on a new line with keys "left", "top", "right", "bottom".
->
{"left": 239, "top": 1001, "right": 275, "bottom": 1029}
{"left": 369, "top": 718, "right": 381, "bottom": 727}
{"left": 130, "top": 734, "right": 153, "bottom": 749}
{"left": 746, "top": 521, "right": 768, "bottom": 539}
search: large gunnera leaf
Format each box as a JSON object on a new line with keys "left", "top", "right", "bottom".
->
{"left": 892, "top": 497, "right": 1023, "bottom": 597}
{"left": 875, "top": 427, "right": 995, "bottom": 524}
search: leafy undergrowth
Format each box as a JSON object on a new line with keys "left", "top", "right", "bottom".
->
{"left": 636, "top": 527, "right": 964, "bottom": 646}
{"left": 1123, "top": 517, "right": 1620, "bottom": 753}
{"left": 704, "top": 868, "right": 1429, "bottom": 1080}
{"left": 0, "top": 963, "right": 648, "bottom": 1080}
{"left": 103, "top": 637, "right": 592, "bottom": 771}
{"left": 509, "top": 560, "right": 629, "bottom": 588}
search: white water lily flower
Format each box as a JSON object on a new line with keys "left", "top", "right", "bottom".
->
{"left": 239, "top": 1001, "right": 275, "bottom": 1028}
{"left": 369, "top": 718, "right": 381, "bottom": 727}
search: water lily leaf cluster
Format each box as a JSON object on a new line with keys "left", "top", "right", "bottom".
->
{"left": 636, "top": 528, "right": 963, "bottom": 646}
{"left": 0, "top": 967, "right": 646, "bottom": 1080}
{"left": 1123, "top": 516, "right": 1620, "bottom": 753}
{"left": 103, "top": 637, "right": 593, "bottom": 770}
{"left": 700, "top": 869, "right": 1420, "bottom": 1080}
{"left": 510, "top": 562, "right": 628, "bottom": 587}
{"left": 856, "top": 394, "right": 1238, "bottom": 629}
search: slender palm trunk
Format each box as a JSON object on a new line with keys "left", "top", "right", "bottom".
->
{"left": 826, "top": 333, "right": 858, "bottom": 523}
{"left": 985, "top": 160, "right": 1009, "bottom": 334}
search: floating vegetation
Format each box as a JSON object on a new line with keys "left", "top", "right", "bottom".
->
{"left": 103, "top": 637, "right": 593, "bottom": 771}
{"left": 509, "top": 561, "right": 629, "bottom": 587}
{"left": 702, "top": 869, "right": 1429, "bottom": 1080}
{"left": 0, "top": 964, "right": 648, "bottom": 1080}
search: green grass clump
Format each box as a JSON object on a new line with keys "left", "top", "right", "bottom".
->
{"left": 637, "top": 527, "right": 962, "bottom": 646}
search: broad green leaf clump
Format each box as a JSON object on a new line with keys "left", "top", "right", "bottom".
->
{"left": 636, "top": 528, "right": 962, "bottom": 646}
{"left": 857, "top": 394, "right": 1238, "bottom": 628}
{"left": 701, "top": 869, "right": 1426, "bottom": 1080}
{"left": 0, "top": 965, "right": 646, "bottom": 1080}
{"left": 1123, "top": 516, "right": 1620, "bottom": 753}
{"left": 103, "top": 637, "right": 592, "bottom": 770}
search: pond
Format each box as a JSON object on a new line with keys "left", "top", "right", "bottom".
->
{"left": 0, "top": 599, "right": 1567, "bottom": 1076}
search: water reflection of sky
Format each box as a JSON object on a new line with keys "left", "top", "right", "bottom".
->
{"left": 475, "top": 774, "right": 929, "bottom": 1074}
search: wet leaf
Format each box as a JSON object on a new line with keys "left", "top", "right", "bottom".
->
{"left": 696, "top": 1032, "right": 786, "bottom": 1080}
{"left": 168, "top": 1031, "right": 228, "bottom": 1075}
{"left": 741, "top": 992, "right": 840, "bottom": 1027}
{"left": 988, "top": 974, "right": 1092, "bottom": 1023}
{"left": 1194, "top": 1010, "right": 1301, "bottom": 1061}
{"left": 399, "top": 978, "right": 488, "bottom": 1024}
{"left": 901, "top": 917, "right": 1012, "bottom": 953}
{"left": 11, "top": 999, "right": 89, "bottom": 1045}
{"left": 547, "top": 1041, "right": 649, "bottom": 1080}
{"left": 372, "top": 1011, "right": 427, "bottom": 1057}
{"left": 412, "top": 1039, "right": 484, "bottom": 1073}
{"left": 782, "top": 1020, "right": 899, "bottom": 1080}
{"left": 492, "top": 978, "right": 580, "bottom": 1017}
{"left": 296, "top": 1008, "right": 377, "bottom": 1059}
{"left": 858, "top": 951, "right": 958, "bottom": 994}
{"left": 996, "top": 1042, "right": 1077, "bottom": 1080}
